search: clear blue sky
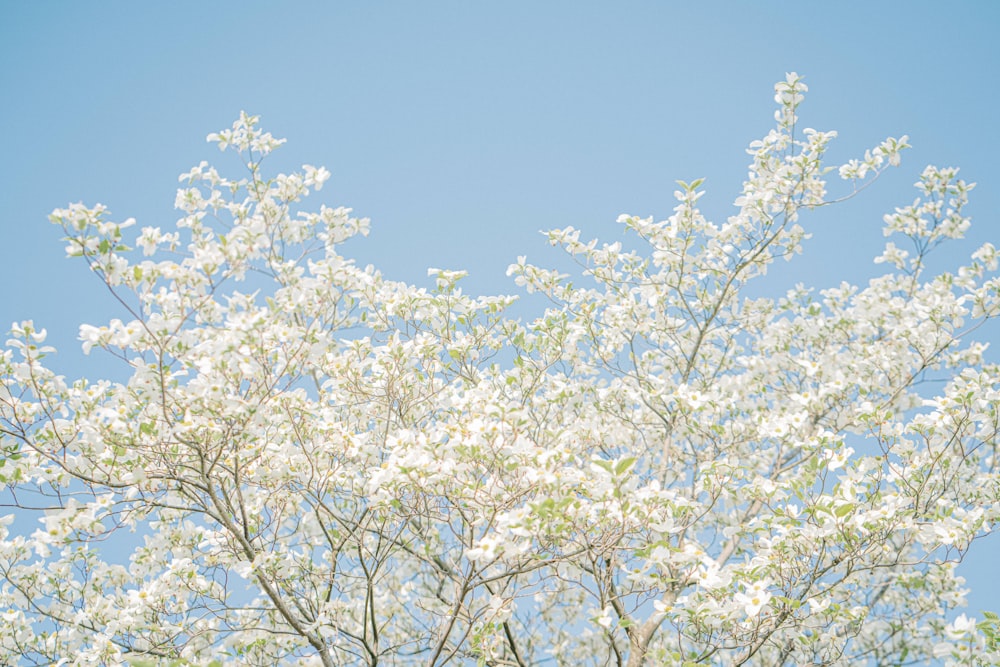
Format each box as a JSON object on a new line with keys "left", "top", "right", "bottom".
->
{"left": 2, "top": 1, "right": 999, "bottom": 618}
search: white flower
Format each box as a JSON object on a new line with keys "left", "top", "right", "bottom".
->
{"left": 696, "top": 562, "right": 731, "bottom": 590}
{"left": 467, "top": 535, "right": 502, "bottom": 562}
{"left": 806, "top": 597, "right": 830, "bottom": 614}
{"left": 946, "top": 613, "right": 976, "bottom": 640}
{"left": 78, "top": 324, "right": 104, "bottom": 355}
{"left": 734, "top": 579, "right": 773, "bottom": 617}
{"left": 595, "top": 607, "right": 614, "bottom": 629}
{"left": 823, "top": 446, "right": 853, "bottom": 471}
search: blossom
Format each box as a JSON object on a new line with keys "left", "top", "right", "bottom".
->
{"left": 823, "top": 445, "right": 854, "bottom": 471}
{"left": 1, "top": 78, "right": 996, "bottom": 666}
{"left": 945, "top": 613, "right": 977, "bottom": 640}
{"left": 734, "top": 580, "right": 773, "bottom": 617}
{"left": 594, "top": 607, "right": 615, "bottom": 629}
{"left": 467, "top": 534, "right": 502, "bottom": 562}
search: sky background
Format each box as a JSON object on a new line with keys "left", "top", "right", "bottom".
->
{"left": 2, "top": 1, "right": 999, "bottom": 622}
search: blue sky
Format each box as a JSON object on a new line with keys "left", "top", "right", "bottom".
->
{"left": 2, "top": 1, "right": 999, "bottom": 621}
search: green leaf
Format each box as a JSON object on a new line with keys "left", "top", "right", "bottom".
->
{"left": 834, "top": 503, "right": 854, "bottom": 518}
{"left": 615, "top": 456, "right": 637, "bottom": 476}
{"left": 592, "top": 459, "right": 613, "bottom": 473}
{"left": 124, "top": 659, "right": 156, "bottom": 667}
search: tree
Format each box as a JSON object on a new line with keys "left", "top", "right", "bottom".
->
{"left": 1, "top": 73, "right": 999, "bottom": 666}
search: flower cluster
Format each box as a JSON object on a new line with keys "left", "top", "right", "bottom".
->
{"left": 1, "top": 75, "right": 998, "bottom": 666}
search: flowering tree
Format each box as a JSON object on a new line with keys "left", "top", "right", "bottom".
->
{"left": 2, "top": 74, "right": 999, "bottom": 666}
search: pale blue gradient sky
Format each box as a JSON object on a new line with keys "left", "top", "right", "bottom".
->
{"left": 2, "top": 1, "right": 999, "bottom": 620}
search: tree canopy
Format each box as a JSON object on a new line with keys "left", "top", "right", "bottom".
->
{"left": 2, "top": 74, "right": 999, "bottom": 666}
